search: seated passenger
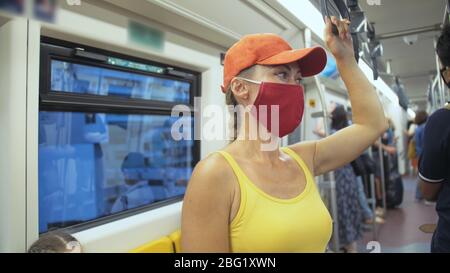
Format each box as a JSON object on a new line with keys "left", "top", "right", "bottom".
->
{"left": 28, "top": 231, "right": 82, "bottom": 253}
{"left": 418, "top": 23, "right": 450, "bottom": 253}
{"left": 111, "top": 152, "right": 157, "bottom": 213}
{"left": 182, "top": 16, "right": 388, "bottom": 253}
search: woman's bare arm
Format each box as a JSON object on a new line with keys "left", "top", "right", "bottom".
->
{"left": 181, "top": 154, "right": 234, "bottom": 252}
{"left": 292, "top": 16, "right": 387, "bottom": 175}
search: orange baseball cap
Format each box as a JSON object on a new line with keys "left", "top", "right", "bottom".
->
{"left": 221, "top": 33, "right": 327, "bottom": 93}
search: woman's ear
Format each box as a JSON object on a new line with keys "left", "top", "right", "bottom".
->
{"left": 230, "top": 78, "right": 250, "bottom": 102}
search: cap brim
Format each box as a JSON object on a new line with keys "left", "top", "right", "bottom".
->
{"left": 256, "top": 46, "right": 327, "bottom": 77}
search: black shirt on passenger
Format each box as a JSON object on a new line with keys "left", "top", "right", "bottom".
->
{"left": 418, "top": 107, "right": 450, "bottom": 253}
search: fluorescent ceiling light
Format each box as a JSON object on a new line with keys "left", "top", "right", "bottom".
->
{"left": 278, "top": 0, "right": 400, "bottom": 105}
{"left": 278, "top": 0, "right": 325, "bottom": 38}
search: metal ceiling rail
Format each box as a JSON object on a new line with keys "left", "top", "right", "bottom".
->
{"left": 377, "top": 24, "right": 442, "bottom": 41}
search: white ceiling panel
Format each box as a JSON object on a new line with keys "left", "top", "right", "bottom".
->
{"left": 360, "top": 0, "right": 445, "bottom": 110}
{"left": 167, "top": 0, "right": 292, "bottom": 35}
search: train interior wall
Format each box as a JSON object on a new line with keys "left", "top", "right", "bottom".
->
{"left": 0, "top": 0, "right": 410, "bottom": 252}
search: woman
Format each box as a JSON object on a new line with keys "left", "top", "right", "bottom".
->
{"left": 414, "top": 111, "right": 429, "bottom": 202}
{"left": 372, "top": 117, "right": 397, "bottom": 216}
{"left": 330, "top": 105, "right": 363, "bottom": 252}
{"left": 405, "top": 120, "right": 417, "bottom": 174}
{"left": 181, "top": 16, "right": 387, "bottom": 252}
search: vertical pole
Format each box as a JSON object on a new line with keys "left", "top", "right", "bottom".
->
{"left": 370, "top": 173, "right": 378, "bottom": 240}
{"left": 304, "top": 27, "right": 340, "bottom": 252}
{"left": 435, "top": 38, "right": 446, "bottom": 108}
{"left": 316, "top": 78, "right": 340, "bottom": 252}
{"left": 429, "top": 77, "right": 436, "bottom": 112}
{"left": 378, "top": 138, "right": 387, "bottom": 213}
{"left": 432, "top": 76, "right": 439, "bottom": 112}
{"left": 367, "top": 149, "right": 378, "bottom": 241}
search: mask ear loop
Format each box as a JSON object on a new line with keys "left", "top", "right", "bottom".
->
{"left": 233, "top": 77, "right": 262, "bottom": 85}
{"left": 231, "top": 77, "right": 262, "bottom": 127}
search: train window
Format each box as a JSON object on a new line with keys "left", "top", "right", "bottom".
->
{"left": 38, "top": 38, "right": 200, "bottom": 233}
{"left": 50, "top": 60, "right": 191, "bottom": 104}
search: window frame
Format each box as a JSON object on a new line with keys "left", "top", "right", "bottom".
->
{"left": 38, "top": 36, "right": 201, "bottom": 234}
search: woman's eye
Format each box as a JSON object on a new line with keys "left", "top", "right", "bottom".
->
{"left": 276, "top": 72, "right": 288, "bottom": 80}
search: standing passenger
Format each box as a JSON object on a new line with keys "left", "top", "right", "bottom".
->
{"left": 418, "top": 24, "right": 450, "bottom": 253}
{"left": 181, "top": 16, "right": 387, "bottom": 253}
{"left": 414, "top": 111, "right": 428, "bottom": 202}
{"left": 330, "top": 105, "right": 363, "bottom": 252}
{"left": 405, "top": 120, "right": 417, "bottom": 175}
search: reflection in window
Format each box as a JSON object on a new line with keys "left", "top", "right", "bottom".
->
{"left": 39, "top": 112, "right": 193, "bottom": 233}
{"left": 50, "top": 60, "right": 191, "bottom": 103}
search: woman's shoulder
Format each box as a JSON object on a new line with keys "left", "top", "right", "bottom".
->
{"left": 187, "top": 151, "right": 236, "bottom": 195}
{"left": 195, "top": 151, "right": 233, "bottom": 174}
{"left": 286, "top": 141, "right": 317, "bottom": 174}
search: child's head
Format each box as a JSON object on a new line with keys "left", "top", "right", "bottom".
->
{"left": 28, "top": 231, "right": 82, "bottom": 253}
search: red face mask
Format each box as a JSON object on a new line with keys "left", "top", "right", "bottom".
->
{"left": 239, "top": 78, "right": 305, "bottom": 138}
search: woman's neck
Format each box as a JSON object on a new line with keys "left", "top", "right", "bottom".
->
{"left": 227, "top": 111, "right": 284, "bottom": 163}
{"left": 230, "top": 133, "right": 281, "bottom": 164}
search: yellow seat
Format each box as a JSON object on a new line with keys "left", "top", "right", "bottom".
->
{"left": 130, "top": 236, "right": 174, "bottom": 253}
{"left": 169, "top": 230, "right": 181, "bottom": 253}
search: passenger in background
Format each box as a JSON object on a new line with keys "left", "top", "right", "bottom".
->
{"left": 347, "top": 109, "right": 385, "bottom": 226}
{"left": 330, "top": 105, "right": 363, "bottom": 253}
{"left": 384, "top": 118, "right": 405, "bottom": 209}
{"left": 418, "top": 23, "right": 450, "bottom": 253}
{"left": 372, "top": 120, "right": 397, "bottom": 217}
{"left": 111, "top": 152, "right": 157, "bottom": 213}
{"left": 28, "top": 231, "right": 82, "bottom": 253}
{"left": 354, "top": 149, "right": 385, "bottom": 226}
{"left": 413, "top": 111, "right": 428, "bottom": 202}
{"left": 387, "top": 118, "right": 398, "bottom": 145}
{"left": 312, "top": 101, "right": 337, "bottom": 138}
{"left": 405, "top": 120, "right": 417, "bottom": 175}
{"left": 314, "top": 104, "right": 382, "bottom": 228}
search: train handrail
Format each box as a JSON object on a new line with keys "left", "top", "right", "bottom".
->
{"left": 315, "top": 76, "right": 341, "bottom": 253}
{"left": 378, "top": 137, "right": 388, "bottom": 215}
{"left": 304, "top": 27, "right": 340, "bottom": 252}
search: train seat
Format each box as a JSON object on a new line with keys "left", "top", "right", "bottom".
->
{"left": 169, "top": 230, "right": 181, "bottom": 253}
{"left": 130, "top": 236, "right": 174, "bottom": 253}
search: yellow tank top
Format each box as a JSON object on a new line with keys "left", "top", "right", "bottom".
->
{"left": 217, "top": 147, "right": 333, "bottom": 253}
